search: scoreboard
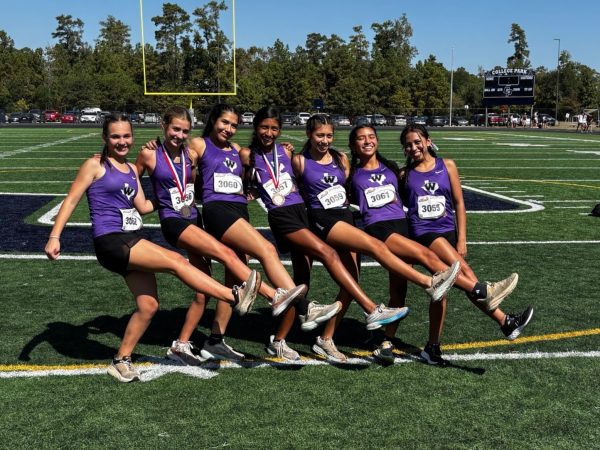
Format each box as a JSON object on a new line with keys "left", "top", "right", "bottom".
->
{"left": 482, "top": 68, "right": 535, "bottom": 106}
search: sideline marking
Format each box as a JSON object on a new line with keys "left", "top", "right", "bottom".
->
{"left": 2, "top": 349, "right": 599, "bottom": 381}
{"left": 0, "top": 133, "right": 96, "bottom": 159}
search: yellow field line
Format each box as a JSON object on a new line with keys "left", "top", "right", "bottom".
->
{"left": 352, "top": 327, "right": 600, "bottom": 357}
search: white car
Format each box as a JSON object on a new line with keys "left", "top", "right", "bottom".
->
{"left": 294, "top": 112, "right": 311, "bottom": 125}
{"left": 241, "top": 112, "right": 254, "bottom": 124}
{"left": 144, "top": 113, "right": 160, "bottom": 124}
{"left": 80, "top": 112, "right": 99, "bottom": 123}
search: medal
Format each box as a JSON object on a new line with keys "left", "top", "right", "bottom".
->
{"left": 180, "top": 205, "right": 192, "bottom": 218}
{"left": 161, "top": 144, "right": 191, "bottom": 215}
{"left": 262, "top": 146, "right": 288, "bottom": 207}
{"left": 272, "top": 193, "right": 285, "bottom": 206}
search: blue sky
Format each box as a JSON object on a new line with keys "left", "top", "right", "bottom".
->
{"left": 2, "top": 0, "right": 598, "bottom": 74}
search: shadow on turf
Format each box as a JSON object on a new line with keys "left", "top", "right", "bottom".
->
{"left": 17, "top": 306, "right": 481, "bottom": 374}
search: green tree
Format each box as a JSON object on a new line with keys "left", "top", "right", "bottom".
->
{"left": 506, "top": 23, "right": 530, "bottom": 69}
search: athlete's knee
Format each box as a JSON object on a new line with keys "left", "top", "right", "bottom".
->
{"left": 315, "top": 242, "right": 339, "bottom": 264}
{"left": 257, "top": 241, "right": 279, "bottom": 261}
{"left": 137, "top": 296, "right": 159, "bottom": 318}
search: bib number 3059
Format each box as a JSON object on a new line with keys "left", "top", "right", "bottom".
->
{"left": 317, "top": 185, "right": 346, "bottom": 209}
{"left": 417, "top": 195, "right": 446, "bottom": 219}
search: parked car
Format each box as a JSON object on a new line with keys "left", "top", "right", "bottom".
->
{"left": 28, "top": 109, "right": 42, "bottom": 121}
{"left": 354, "top": 116, "right": 371, "bottom": 126}
{"left": 371, "top": 114, "right": 387, "bottom": 126}
{"left": 44, "top": 110, "right": 62, "bottom": 122}
{"left": 19, "top": 112, "right": 38, "bottom": 123}
{"left": 294, "top": 112, "right": 311, "bottom": 125}
{"left": 488, "top": 113, "right": 506, "bottom": 126}
{"left": 80, "top": 111, "right": 99, "bottom": 123}
{"left": 451, "top": 116, "right": 469, "bottom": 126}
{"left": 8, "top": 112, "right": 23, "bottom": 123}
{"left": 61, "top": 112, "right": 78, "bottom": 124}
{"left": 282, "top": 112, "right": 296, "bottom": 126}
{"left": 470, "top": 114, "right": 486, "bottom": 126}
{"left": 130, "top": 111, "right": 145, "bottom": 123}
{"left": 428, "top": 116, "right": 449, "bottom": 127}
{"left": 241, "top": 111, "right": 254, "bottom": 125}
{"left": 387, "top": 115, "right": 407, "bottom": 126}
{"left": 82, "top": 107, "right": 102, "bottom": 115}
{"left": 144, "top": 112, "right": 160, "bottom": 124}
{"left": 410, "top": 115, "right": 428, "bottom": 125}
{"left": 331, "top": 114, "right": 351, "bottom": 126}
{"left": 539, "top": 114, "right": 556, "bottom": 126}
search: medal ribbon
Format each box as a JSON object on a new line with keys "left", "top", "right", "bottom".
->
{"left": 160, "top": 144, "right": 187, "bottom": 204}
{"left": 261, "top": 145, "right": 280, "bottom": 189}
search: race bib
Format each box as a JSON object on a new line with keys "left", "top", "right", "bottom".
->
{"left": 365, "top": 184, "right": 396, "bottom": 208}
{"left": 264, "top": 172, "right": 294, "bottom": 200}
{"left": 317, "top": 185, "right": 347, "bottom": 209}
{"left": 169, "top": 183, "right": 195, "bottom": 211}
{"left": 214, "top": 173, "right": 243, "bottom": 194}
{"left": 120, "top": 208, "right": 143, "bottom": 231}
{"left": 417, "top": 195, "right": 446, "bottom": 219}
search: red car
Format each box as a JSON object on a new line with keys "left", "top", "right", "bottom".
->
{"left": 61, "top": 112, "right": 77, "bottom": 124}
{"left": 44, "top": 110, "right": 62, "bottom": 122}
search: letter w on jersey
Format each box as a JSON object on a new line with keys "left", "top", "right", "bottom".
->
{"left": 223, "top": 157, "right": 237, "bottom": 172}
{"left": 421, "top": 180, "right": 439, "bottom": 195}
{"left": 322, "top": 173, "right": 338, "bottom": 186}
{"left": 369, "top": 173, "right": 386, "bottom": 185}
{"left": 121, "top": 183, "right": 135, "bottom": 200}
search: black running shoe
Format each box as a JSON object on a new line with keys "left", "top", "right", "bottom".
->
{"left": 501, "top": 306, "right": 534, "bottom": 341}
{"left": 420, "top": 342, "right": 448, "bottom": 366}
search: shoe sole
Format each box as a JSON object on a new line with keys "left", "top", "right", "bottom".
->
{"left": 373, "top": 351, "right": 395, "bottom": 364}
{"left": 312, "top": 344, "right": 347, "bottom": 363}
{"left": 166, "top": 349, "right": 205, "bottom": 366}
{"left": 235, "top": 271, "right": 261, "bottom": 316}
{"left": 272, "top": 284, "right": 308, "bottom": 316}
{"left": 430, "top": 261, "right": 461, "bottom": 302}
{"left": 486, "top": 273, "right": 519, "bottom": 312}
{"left": 365, "top": 306, "right": 410, "bottom": 331}
{"left": 300, "top": 301, "right": 342, "bottom": 331}
{"left": 107, "top": 365, "right": 139, "bottom": 383}
{"left": 506, "top": 306, "right": 534, "bottom": 341}
{"left": 200, "top": 349, "right": 244, "bottom": 362}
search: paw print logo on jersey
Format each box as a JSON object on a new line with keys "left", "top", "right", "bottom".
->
{"left": 121, "top": 183, "right": 135, "bottom": 200}
{"left": 369, "top": 173, "right": 386, "bottom": 186}
{"left": 422, "top": 180, "right": 439, "bottom": 195}
{"left": 322, "top": 173, "right": 338, "bottom": 186}
{"left": 223, "top": 157, "right": 237, "bottom": 172}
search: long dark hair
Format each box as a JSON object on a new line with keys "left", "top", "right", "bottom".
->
{"left": 202, "top": 103, "right": 240, "bottom": 138}
{"left": 247, "top": 106, "right": 282, "bottom": 172}
{"left": 100, "top": 114, "right": 132, "bottom": 166}
{"left": 301, "top": 114, "right": 344, "bottom": 168}
{"left": 346, "top": 125, "right": 399, "bottom": 198}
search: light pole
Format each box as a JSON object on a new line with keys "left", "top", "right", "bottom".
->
{"left": 554, "top": 38, "right": 560, "bottom": 121}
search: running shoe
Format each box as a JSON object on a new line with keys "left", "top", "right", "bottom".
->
{"left": 425, "top": 261, "right": 461, "bottom": 302}
{"left": 266, "top": 335, "right": 300, "bottom": 361}
{"left": 480, "top": 273, "right": 519, "bottom": 312}
{"left": 373, "top": 340, "right": 396, "bottom": 364}
{"left": 271, "top": 284, "right": 308, "bottom": 316}
{"left": 312, "top": 336, "right": 347, "bottom": 363}
{"left": 107, "top": 356, "right": 140, "bottom": 383}
{"left": 299, "top": 301, "right": 342, "bottom": 331}
{"left": 232, "top": 270, "right": 261, "bottom": 315}
{"left": 365, "top": 304, "right": 410, "bottom": 331}
{"left": 420, "top": 342, "right": 448, "bottom": 366}
{"left": 200, "top": 339, "right": 244, "bottom": 362}
{"left": 166, "top": 340, "right": 205, "bottom": 366}
{"left": 501, "top": 306, "right": 534, "bottom": 341}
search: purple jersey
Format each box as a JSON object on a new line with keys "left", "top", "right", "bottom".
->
{"left": 198, "top": 137, "right": 246, "bottom": 204}
{"left": 150, "top": 145, "right": 197, "bottom": 221}
{"left": 405, "top": 158, "right": 456, "bottom": 237}
{"left": 87, "top": 160, "right": 142, "bottom": 238}
{"left": 299, "top": 150, "right": 348, "bottom": 210}
{"left": 253, "top": 144, "right": 304, "bottom": 211}
{"left": 351, "top": 162, "right": 405, "bottom": 227}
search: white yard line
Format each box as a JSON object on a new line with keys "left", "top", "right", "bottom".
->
{"left": 0, "top": 133, "right": 96, "bottom": 159}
